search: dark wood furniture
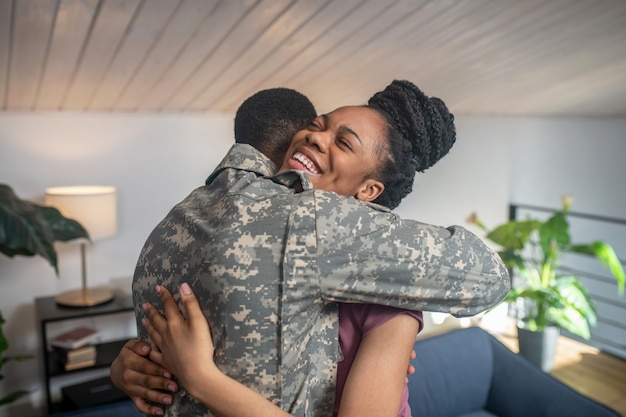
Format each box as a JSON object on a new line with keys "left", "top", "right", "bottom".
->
{"left": 35, "top": 295, "right": 133, "bottom": 414}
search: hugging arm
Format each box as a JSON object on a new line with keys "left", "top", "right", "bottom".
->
{"left": 338, "top": 313, "right": 419, "bottom": 417}
{"left": 314, "top": 195, "right": 510, "bottom": 316}
{"left": 142, "top": 284, "right": 416, "bottom": 417}
{"left": 109, "top": 339, "right": 178, "bottom": 415}
{"left": 144, "top": 284, "right": 292, "bottom": 417}
{"left": 111, "top": 333, "right": 417, "bottom": 415}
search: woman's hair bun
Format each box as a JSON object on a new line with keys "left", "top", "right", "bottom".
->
{"left": 368, "top": 80, "right": 456, "bottom": 172}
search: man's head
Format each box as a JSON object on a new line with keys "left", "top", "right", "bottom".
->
{"left": 234, "top": 88, "right": 317, "bottom": 166}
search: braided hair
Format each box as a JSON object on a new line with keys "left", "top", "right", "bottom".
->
{"left": 367, "top": 80, "right": 456, "bottom": 209}
{"left": 235, "top": 88, "right": 317, "bottom": 166}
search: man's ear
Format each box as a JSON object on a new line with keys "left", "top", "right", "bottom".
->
{"left": 355, "top": 179, "right": 384, "bottom": 203}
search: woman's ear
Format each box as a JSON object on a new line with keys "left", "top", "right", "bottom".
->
{"left": 354, "top": 179, "right": 384, "bottom": 203}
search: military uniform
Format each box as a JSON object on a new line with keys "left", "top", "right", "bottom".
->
{"left": 133, "top": 144, "right": 509, "bottom": 417}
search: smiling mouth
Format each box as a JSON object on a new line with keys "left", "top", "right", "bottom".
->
{"left": 291, "top": 152, "right": 320, "bottom": 175}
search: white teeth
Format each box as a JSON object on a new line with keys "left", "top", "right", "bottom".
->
{"left": 293, "top": 152, "right": 319, "bottom": 174}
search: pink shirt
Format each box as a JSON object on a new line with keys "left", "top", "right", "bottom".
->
{"left": 334, "top": 303, "right": 423, "bottom": 417}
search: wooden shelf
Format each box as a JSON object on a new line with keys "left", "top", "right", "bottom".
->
{"left": 46, "top": 339, "right": 128, "bottom": 377}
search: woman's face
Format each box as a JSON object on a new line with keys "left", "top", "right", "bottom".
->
{"left": 279, "top": 106, "right": 386, "bottom": 202}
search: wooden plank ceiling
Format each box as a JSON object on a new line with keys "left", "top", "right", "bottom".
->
{"left": 1, "top": 0, "right": 625, "bottom": 117}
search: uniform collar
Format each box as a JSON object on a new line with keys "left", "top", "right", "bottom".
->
{"left": 206, "top": 144, "right": 276, "bottom": 185}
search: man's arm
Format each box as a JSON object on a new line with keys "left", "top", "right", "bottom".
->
{"left": 314, "top": 192, "right": 510, "bottom": 316}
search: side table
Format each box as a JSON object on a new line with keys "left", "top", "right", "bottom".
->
{"left": 34, "top": 295, "right": 134, "bottom": 414}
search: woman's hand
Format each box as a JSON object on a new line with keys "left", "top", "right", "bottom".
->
{"left": 109, "top": 339, "right": 178, "bottom": 416}
{"left": 143, "top": 283, "right": 292, "bottom": 417}
{"left": 142, "top": 283, "right": 216, "bottom": 390}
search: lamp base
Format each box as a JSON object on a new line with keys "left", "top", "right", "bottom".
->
{"left": 55, "top": 288, "right": 114, "bottom": 308}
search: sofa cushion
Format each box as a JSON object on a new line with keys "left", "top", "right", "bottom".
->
{"left": 408, "top": 327, "right": 493, "bottom": 417}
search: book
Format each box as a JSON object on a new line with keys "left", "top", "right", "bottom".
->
{"left": 64, "top": 357, "right": 97, "bottom": 371}
{"left": 54, "top": 344, "right": 97, "bottom": 363}
{"left": 50, "top": 327, "right": 100, "bottom": 350}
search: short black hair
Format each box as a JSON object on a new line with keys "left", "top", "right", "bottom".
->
{"left": 368, "top": 80, "right": 456, "bottom": 210}
{"left": 234, "top": 88, "right": 317, "bottom": 166}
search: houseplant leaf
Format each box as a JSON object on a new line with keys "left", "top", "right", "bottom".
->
{"left": 0, "top": 313, "right": 6, "bottom": 369}
{"left": 549, "top": 306, "right": 590, "bottom": 339}
{"left": 1, "top": 184, "right": 91, "bottom": 407}
{"left": 549, "top": 275, "right": 597, "bottom": 339}
{"left": 570, "top": 242, "right": 625, "bottom": 296}
{"left": 0, "top": 390, "right": 30, "bottom": 406}
{"left": 486, "top": 220, "right": 540, "bottom": 250}
{"left": 555, "top": 276, "right": 597, "bottom": 325}
{"left": 468, "top": 196, "right": 624, "bottom": 370}
{"left": 538, "top": 212, "right": 570, "bottom": 261}
{"left": 0, "top": 184, "right": 89, "bottom": 274}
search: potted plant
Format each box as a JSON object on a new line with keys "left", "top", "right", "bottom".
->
{"left": 467, "top": 195, "right": 624, "bottom": 372}
{"left": 0, "top": 183, "right": 89, "bottom": 405}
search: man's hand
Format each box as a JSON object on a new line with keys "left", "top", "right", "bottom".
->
{"left": 109, "top": 339, "right": 178, "bottom": 416}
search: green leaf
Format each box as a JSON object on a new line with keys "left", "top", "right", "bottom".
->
{"left": 0, "top": 312, "right": 7, "bottom": 359}
{"left": 2, "top": 354, "right": 33, "bottom": 363}
{"left": 549, "top": 306, "right": 590, "bottom": 339}
{"left": 0, "top": 389, "right": 30, "bottom": 406}
{"left": 570, "top": 242, "right": 625, "bottom": 296}
{"left": 554, "top": 276, "right": 597, "bottom": 324}
{"left": 486, "top": 220, "right": 540, "bottom": 250}
{"left": 538, "top": 212, "right": 570, "bottom": 260}
{"left": 0, "top": 311, "right": 32, "bottom": 405}
{"left": 497, "top": 249, "right": 525, "bottom": 271}
{"left": 0, "top": 184, "right": 89, "bottom": 274}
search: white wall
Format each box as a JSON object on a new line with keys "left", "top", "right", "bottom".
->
{"left": 0, "top": 111, "right": 625, "bottom": 416}
{"left": 395, "top": 116, "right": 517, "bottom": 227}
{"left": 509, "top": 117, "right": 626, "bottom": 218}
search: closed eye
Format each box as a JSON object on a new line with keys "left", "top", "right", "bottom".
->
{"left": 310, "top": 116, "right": 325, "bottom": 131}
{"left": 338, "top": 137, "right": 352, "bottom": 151}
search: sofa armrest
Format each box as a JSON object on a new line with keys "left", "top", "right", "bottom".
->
{"left": 486, "top": 332, "right": 620, "bottom": 417}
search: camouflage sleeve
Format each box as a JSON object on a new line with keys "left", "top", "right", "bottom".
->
{"left": 314, "top": 192, "right": 510, "bottom": 317}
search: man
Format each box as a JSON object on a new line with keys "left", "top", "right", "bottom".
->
{"left": 116, "top": 86, "right": 509, "bottom": 417}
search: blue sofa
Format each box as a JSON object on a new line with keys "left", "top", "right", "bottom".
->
{"left": 407, "top": 327, "right": 620, "bottom": 417}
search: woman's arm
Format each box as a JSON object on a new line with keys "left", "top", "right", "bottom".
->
{"left": 338, "top": 313, "right": 419, "bottom": 417}
{"left": 109, "top": 339, "right": 178, "bottom": 415}
{"left": 143, "top": 283, "right": 292, "bottom": 417}
{"left": 143, "top": 283, "right": 417, "bottom": 417}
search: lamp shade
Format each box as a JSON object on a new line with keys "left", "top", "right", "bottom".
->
{"left": 45, "top": 186, "right": 117, "bottom": 240}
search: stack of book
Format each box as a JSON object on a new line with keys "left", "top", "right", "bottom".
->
{"left": 50, "top": 326, "right": 100, "bottom": 371}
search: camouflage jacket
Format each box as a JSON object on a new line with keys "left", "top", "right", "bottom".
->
{"left": 133, "top": 144, "right": 509, "bottom": 417}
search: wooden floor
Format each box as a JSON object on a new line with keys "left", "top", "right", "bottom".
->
{"left": 494, "top": 327, "right": 626, "bottom": 416}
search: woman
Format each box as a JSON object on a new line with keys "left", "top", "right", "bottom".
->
{"left": 114, "top": 80, "right": 467, "bottom": 416}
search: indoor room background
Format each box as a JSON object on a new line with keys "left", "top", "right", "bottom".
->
{"left": 1, "top": 0, "right": 626, "bottom": 415}
{"left": 1, "top": 111, "right": 625, "bottom": 415}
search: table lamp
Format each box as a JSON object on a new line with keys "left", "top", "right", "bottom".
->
{"left": 44, "top": 185, "right": 117, "bottom": 307}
